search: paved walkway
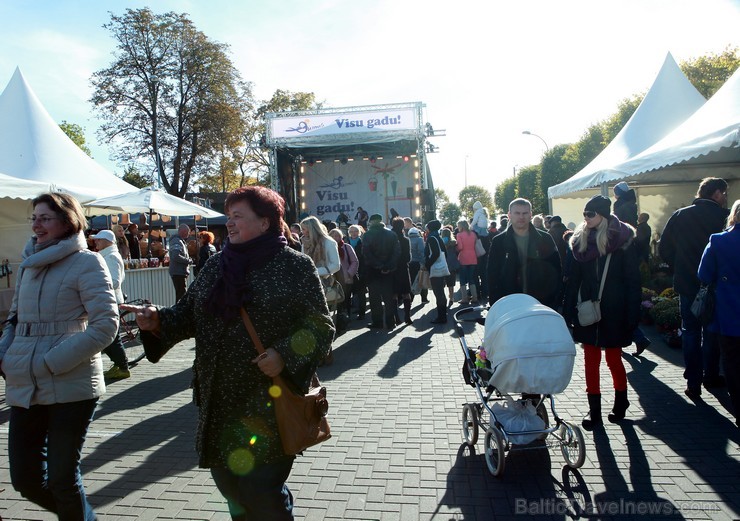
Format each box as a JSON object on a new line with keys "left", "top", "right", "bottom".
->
{"left": 1, "top": 300, "right": 739, "bottom": 520}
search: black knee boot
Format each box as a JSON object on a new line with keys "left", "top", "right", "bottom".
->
{"left": 608, "top": 390, "right": 630, "bottom": 423}
{"left": 403, "top": 299, "right": 413, "bottom": 325}
{"left": 582, "top": 393, "right": 603, "bottom": 430}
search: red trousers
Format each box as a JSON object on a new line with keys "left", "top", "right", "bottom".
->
{"left": 583, "top": 344, "right": 627, "bottom": 394}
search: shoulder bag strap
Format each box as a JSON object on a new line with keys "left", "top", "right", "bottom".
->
{"left": 240, "top": 308, "right": 265, "bottom": 355}
{"left": 597, "top": 253, "right": 612, "bottom": 301}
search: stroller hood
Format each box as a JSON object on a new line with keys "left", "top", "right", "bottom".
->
{"left": 484, "top": 294, "right": 576, "bottom": 394}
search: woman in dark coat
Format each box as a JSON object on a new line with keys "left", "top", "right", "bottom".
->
{"left": 121, "top": 186, "right": 334, "bottom": 520}
{"left": 564, "top": 196, "right": 641, "bottom": 430}
{"left": 391, "top": 217, "right": 413, "bottom": 325}
{"left": 425, "top": 219, "right": 448, "bottom": 324}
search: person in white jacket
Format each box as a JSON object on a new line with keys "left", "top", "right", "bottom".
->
{"left": 301, "top": 216, "right": 340, "bottom": 363}
{"left": 300, "top": 216, "right": 341, "bottom": 279}
{"left": 471, "top": 201, "right": 490, "bottom": 237}
{"left": 0, "top": 192, "right": 118, "bottom": 520}
{"left": 92, "top": 229, "right": 130, "bottom": 380}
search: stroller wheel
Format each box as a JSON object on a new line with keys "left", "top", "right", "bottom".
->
{"left": 559, "top": 421, "right": 586, "bottom": 469}
{"left": 484, "top": 426, "right": 506, "bottom": 477}
{"left": 461, "top": 404, "right": 479, "bottom": 446}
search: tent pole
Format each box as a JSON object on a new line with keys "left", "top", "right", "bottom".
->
{"left": 147, "top": 209, "right": 153, "bottom": 259}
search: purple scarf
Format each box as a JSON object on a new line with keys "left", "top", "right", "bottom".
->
{"left": 205, "top": 232, "right": 287, "bottom": 321}
{"left": 572, "top": 216, "right": 633, "bottom": 263}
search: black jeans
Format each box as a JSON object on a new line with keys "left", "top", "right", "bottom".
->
{"left": 430, "top": 276, "right": 447, "bottom": 320}
{"left": 9, "top": 398, "right": 98, "bottom": 521}
{"left": 103, "top": 324, "right": 128, "bottom": 369}
{"left": 367, "top": 273, "right": 395, "bottom": 327}
{"left": 719, "top": 335, "right": 740, "bottom": 425}
{"left": 211, "top": 457, "right": 295, "bottom": 520}
{"left": 171, "top": 275, "right": 187, "bottom": 303}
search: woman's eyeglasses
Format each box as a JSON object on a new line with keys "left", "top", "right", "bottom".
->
{"left": 28, "top": 216, "right": 59, "bottom": 225}
{"left": 583, "top": 211, "right": 597, "bottom": 219}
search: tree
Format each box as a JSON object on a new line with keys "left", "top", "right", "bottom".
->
{"left": 59, "top": 121, "right": 92, "bottom": 157}
{"left": 199, "top": 89, "right": 320, "bottom": 191}
{"left": 91, "top": 8, "right": 251, "bottom": 197}
{"left": 458, "top": 185, "right": 494, "bottom": 219}
{"left": 516, "top": 165, "right": 543, "bottom": 214}
{"left": 681, "top": 46, "right": 739, "bottom": 99}
{"left": 439, "top": 202, "right": 462, "bottom": 227}
{"left": 121, "top": 164, "right": 152, "bottom": 189}
{"left": 434, "top": 188, "right": 450, "bottom": 214}
{"left": 494, "top": 177, "right": 517, "bottom": 214}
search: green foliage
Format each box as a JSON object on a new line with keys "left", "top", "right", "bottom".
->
{"left": 439, "top": 202, "right": 462, "bottom": 227}
{"left": 59, "top": 121, "right": 92, "bottom": 157}
{"left": 649, "top": 298, "right": 681, "bottom": 330}
{"left": 450, "top": 185, "right": 493, "bottom": 218}
{"left": 515, "top": 165, "right": 543, "bottom": 214}
{"left": 680, "top": 46, "right": 739, "bottom": 99}
{"left": 91, "top": 8, "right": 251, "bottom": 197}
{"left": 434, "top": 188, "right": 450, "bottom": 214}
{"left": 120, "top": 164, "right": 152, "bottom": 188}
{"left": 494, "top": 178, "right": 517, "bottom": 214}
{"left": 458, "top": 185, "right": 494, "bottom": 219}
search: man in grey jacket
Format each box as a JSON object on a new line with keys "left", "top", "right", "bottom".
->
{"left": 169, "top": 224, "right": 191, "bottom": 303}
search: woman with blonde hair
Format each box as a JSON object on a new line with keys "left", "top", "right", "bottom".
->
{"left": 300, "top": 216, "right": 340, "bottom": 280}
{"left": 112, "top": 224, "right": 131, "bottom": 259}
{"left": 698, "top": 199, "right": 740, "bottom": 427}
{"left": 564, "top": 195, "right": 640, "bottom": 430}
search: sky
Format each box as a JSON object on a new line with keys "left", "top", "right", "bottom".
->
{"left": 1, "top": 0, "right": 738, "bottom": 203}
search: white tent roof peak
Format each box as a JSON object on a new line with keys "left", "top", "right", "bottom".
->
{"left": 548, "top": 52, "right": 707, "bottom": 198}
{"left": 0, "top": 67, "right": 135, "bottom": 197}
{"left": 610, "top": 66, "right": 740, "bottom": 180}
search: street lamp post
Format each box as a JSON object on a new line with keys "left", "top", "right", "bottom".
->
{"left": 522, "top": 130, "right": 550, "bottom": 153}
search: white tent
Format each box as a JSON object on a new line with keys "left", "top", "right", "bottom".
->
{"left": 548, "top": 53, "right": 707, "bottom": 199}
{"left": 606, "top": 66, "right": 740, "bottom": 183}
{"left": 0, "top": 67, "right": 135, "bottom": 195}
{"left": 548, "top": 60, "right": 740, "bottom": 232}
{"left": 0, "top": 68, "right": 136, "bottom": 318}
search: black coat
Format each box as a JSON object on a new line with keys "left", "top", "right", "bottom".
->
{"left": 362, "top": 223, "right": 400, "bottom": 279}
{"left": 393, "top": 232, "right": 412, "bottom": 294}
{"left": 486, "top": 224, "right": 562, "bottom": 309}
{"left": 614, "top": 189, "right": 638, "bottom": 227}
{"left": 658, "top": 198, "right": 729, "bottom": 296}
{"left": 564, "top": 232, "right": 641, "bottom": 348}
{"left": 548, "top": 222, "right": 569, "bottom": 270}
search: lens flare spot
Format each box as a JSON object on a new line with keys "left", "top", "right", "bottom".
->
{"left": 290, "top": 329, "right": 316, "bottom": 356}
{"left": 249, "top": 435, "right": 258, "bottom": 446}
{"left": 269, "top": 385, "right": 282, "bottom": 398}
{"left": 227, "top": 448, "right": 255, "bottom": 476}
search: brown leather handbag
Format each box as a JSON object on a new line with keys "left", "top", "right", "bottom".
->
{"left": 240, "top": 308, "right": 331, "bottom": 455}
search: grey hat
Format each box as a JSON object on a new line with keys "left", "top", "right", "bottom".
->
{"left": 613, "top": 181, "right": 630, "bottom": 197}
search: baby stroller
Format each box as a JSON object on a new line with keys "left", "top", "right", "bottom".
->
{"left": 454, "top": 294, "right": 586, "bottom": 477}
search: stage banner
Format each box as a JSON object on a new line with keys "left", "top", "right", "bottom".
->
{"left": 302, "top": 158, "right": 415, "bottom": 223}
{"left": 272, "top": 107, "right": 419, "bottom": 140}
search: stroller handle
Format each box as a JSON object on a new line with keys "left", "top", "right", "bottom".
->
{"left": 453, "top": 305, "right": 488, "bottom": 336}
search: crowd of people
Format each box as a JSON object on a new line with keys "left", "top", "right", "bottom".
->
{"left": 1, "top": 176, "right": 737, "bottom": 519}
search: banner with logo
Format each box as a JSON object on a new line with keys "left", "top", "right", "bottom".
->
{"left": 271, "top": 106, "right": 419, "bottom": 141}
{"left": 302, "top": 158, "right": 416, "bottom": 223}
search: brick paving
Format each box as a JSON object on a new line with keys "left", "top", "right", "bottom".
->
{"left": 1, "top": 300, "right": 739, "bottom": 520}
